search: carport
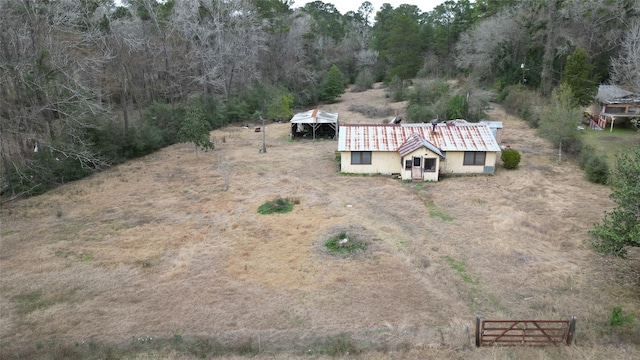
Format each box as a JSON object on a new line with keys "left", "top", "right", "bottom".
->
{"left": 290, "top": 109, "right": 338, "bottom": 140}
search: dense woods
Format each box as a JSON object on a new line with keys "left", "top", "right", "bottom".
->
{"left": 1, "top": 0, "right": 639, "bottom": 197}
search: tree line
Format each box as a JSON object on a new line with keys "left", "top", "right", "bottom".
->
{"left": 1, "top": 0, "right": 638, "bottom": 199}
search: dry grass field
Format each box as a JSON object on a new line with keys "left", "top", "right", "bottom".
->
{"left": 1, "top": 84, "right": 639, "bottom": 359}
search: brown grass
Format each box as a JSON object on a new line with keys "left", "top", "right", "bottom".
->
{"left": 1, "top": 85, "right": 639, "bottom": 359}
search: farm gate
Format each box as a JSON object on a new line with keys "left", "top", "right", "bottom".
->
{"left": 475, "top": 316, "right": 576, "bottom": 347}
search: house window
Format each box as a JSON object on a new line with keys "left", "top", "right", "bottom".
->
{"left": 404, "top": 159, "right": 412, "bottom": 170}
{"left": 351, "top": 151, "right": 372, "bottom": 165}
{"left": 424, "top": 158, "right": 436, "bottom": 172}
{"left": 463, "top": 152, "right": 486, "bottom": 166}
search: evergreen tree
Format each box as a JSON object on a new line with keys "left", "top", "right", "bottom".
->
{"left": 321, "top": 64, "right": 345, "bottom": 102}
{"left": 178, "top": 102, "right": 214, "bottom": 159}
{"left": 562, "top": 47, "right": 595, "bottom": 106}
{"left": 386, "top": 14, "right": 424, "bottom": 80}
{"left": 589, "top": 146, "right": 640, "bottom": 257}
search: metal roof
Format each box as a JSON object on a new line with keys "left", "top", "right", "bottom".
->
{"left": 290, "top": 109, "right": 339, "bottom": 123}
{"left": 338, "top": 123, "right": 501, "bottom": 153}
{"left": 596, "top": 85, "right": 640, "bottom": 104}
{"left": 398, "top": 133, "right": 444, "bottom": 158}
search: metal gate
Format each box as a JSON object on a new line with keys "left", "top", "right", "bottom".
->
{"left": 475, "top": 316, "right": 576, "bottom": 347}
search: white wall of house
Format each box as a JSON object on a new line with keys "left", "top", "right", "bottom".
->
{"left": 341, "top": 150, "right": 498, "bottom": 178}
{"left": 401, "top": 148, "right": 441, "bottom": 182}
{"left": 443, "top": 151, "right": 497, "bottom": 174}
{"left": 340, "top": 151, "right": 400, "bottom": 175}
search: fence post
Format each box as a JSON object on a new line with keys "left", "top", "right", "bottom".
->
{"left": 475, "top": 315, "right": 482, "bottom": 348}
{"left": 566, "top": 316, "right": 576, "bottom": 345}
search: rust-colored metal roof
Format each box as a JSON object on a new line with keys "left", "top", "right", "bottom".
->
{"left": 338, "top": 123, "right": 501, "bottom": 152}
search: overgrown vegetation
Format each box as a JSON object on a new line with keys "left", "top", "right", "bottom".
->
{"left": 609, "top": 306, "right": 635, "bottom": 326}
{"left": 257, "top": 197, "right": 297, "bottom": 214}
{"left": 588, "top": 146, "right": 640, "bottom": 257}
{"left": 425, "top": 199, "right": 454, "bottom": 221}
{"left": 325, "top": 231, "right": 367, "bottom": 254}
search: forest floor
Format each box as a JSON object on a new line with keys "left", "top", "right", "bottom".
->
{"left": 1, "top": 84, "right": 639, "bottom": 359}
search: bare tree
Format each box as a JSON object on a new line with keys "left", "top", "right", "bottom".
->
{"left": 455, "top": 9, "right": 524, "bottom": 81}
{"left": 610, "top": 19, "right": 640, "bottom": 93}
{"left": 172, "top": 0, "right": 266, "bottom": 99}
{"left": 0, "top": 0, "right": 110, "bottom": 194}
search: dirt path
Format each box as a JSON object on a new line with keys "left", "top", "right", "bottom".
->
{"left": 1, "top": 86, "right": 639, "bottom": 358}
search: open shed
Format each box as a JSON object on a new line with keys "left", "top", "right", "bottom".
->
{"left": 290, "top": 109, "right": 338, "bottom": 139}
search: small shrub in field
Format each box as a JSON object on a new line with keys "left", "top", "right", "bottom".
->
{"left": 609, "top": 306, "right": 634, "bottom": 326}
{"left": 585, "top": 155, "right": 609, "bottom": 184}
{"left": 257, "top": 197, "right": 294, "bottom": 214}
{"left": 501, "top": 149, "right": 521, "bottom": 169}
{"left": 326, "top": 231, "right": 367, "bottom": 254}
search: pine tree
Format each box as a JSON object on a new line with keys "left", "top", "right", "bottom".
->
{"left": 562, "top": 47, "right": 595, "bottom": 106}
{"left": 178, "top": 103, "right": 214, "bottom": 159}
{"left": 321, "top": 65, "right": 345, "bottom": 102}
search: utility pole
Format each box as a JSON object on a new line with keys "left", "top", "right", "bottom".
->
{"left": 260, "top": 116, "right": 267, "bottom": 153}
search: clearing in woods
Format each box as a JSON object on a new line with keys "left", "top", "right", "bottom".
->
{"left": 1, "top": 84, "right": 639, "bottom": 359}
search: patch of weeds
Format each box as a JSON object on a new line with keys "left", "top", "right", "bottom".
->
{"left": 415, "top": 183, "right": 423, "bottom": 188}
{"left": 471, "top": 198, "right": 487, "bottom": 205}
{"left": 77, "top": 254, "right": 93, "bottom": 262}
{"left": 445, "top": 256, "right": 476, "bottom": 285}
{"left": 12, "top": 290, "right": 75, "bottom": 314}
{"left": 425, "top": 199, "right": 454, "bottom": 221}
{"left": 609, "top": 306, "right": 634, "bottom": 326}
{"left": 311, "top": 334, "right": 360, "bottom": 356}
{"left": 182, "top": 189, "right": 190, "bottom": 194}
{"left": 257, "top": 197, "right": 295, "bottom": 214}
{"left": 326, "top": 231, "right": 367, "bottom": 254}
{"left": 56, "top": 209, "right": 63, "bottom": 217}
{"left": 1, "top": 230, "right": 18, "bottom": 237}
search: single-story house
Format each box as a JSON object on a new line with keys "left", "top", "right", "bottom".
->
{"left": 290, "top": 109, "right": 338, "bottom": 139}
{"left": 338, "top": 121, "right": 502, "bottom": 181}
{"left": 587, "top": 85, "right": 640, "bottom": 131}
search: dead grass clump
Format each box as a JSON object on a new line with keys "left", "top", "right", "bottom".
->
{"left": 348, "top": 104, "right": 395, "bottom": 119}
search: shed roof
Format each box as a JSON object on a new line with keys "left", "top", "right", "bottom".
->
{"left": 596, "top": 85, "right": 640, "bottom": 104}
{"left": 290, "top": 109, "right": 339, "bottom": 124}
{"left": 338, "top": 123, "right": 501, "bottom": 153}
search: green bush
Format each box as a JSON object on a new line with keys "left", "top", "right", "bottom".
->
{"left": 585, "top": 155, "right": 609, "bottom": 184}
{"left": 503, "top": 85, "right": 542, "bottom": 128}
{"left": 501, "top": 149, "right": 521, "bottom": 169}
{"left": 446, "top": 93, "right": 466, "bottom": 119}
{"left": 257, "top": 197, "right": 295, "bottom": 214}
{"left": 325, "top": 231, "right": 367, "bottom": 254}
{"left": 143, "top": 102, "right": 184, "bottom": 146}
{"left": 406, "top": 104, "right": 435, "bottom": 122}
{"left": 609, "top": 306, "right": 634, "bottom": 326}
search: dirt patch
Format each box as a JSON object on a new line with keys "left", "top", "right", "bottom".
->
{"left": 1, "top": 85, "right": 639, "bottom": 358}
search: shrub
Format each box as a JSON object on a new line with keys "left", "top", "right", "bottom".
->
{"left": 501, "top": 149, "right": 521, "bottom": 169}
{"left": 446, "top": 93, "right": 466, "bottom": 119}
{"left": 325, "top": 231, "right": 367, "bottom": 254}
{"left": 257, "top": 197, "right": 294, "bottom": 214}
{"left": 609, "top": 306, "right": 634, "bottom": 326}
{"left": 406, "top": 104, "right": 434, "bottom": 122}
{"left": 585, "top": 155, "right": 609, "bottom": 184}
{"left": 503, "top": 85, "right": 542, "bottom": 127}
{"left": 352, "top": 69, "right": 374, "bottom": 93}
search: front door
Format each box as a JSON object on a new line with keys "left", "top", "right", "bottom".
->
{"left": 411, "top": 157, "right": 422, "bottom": 180}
